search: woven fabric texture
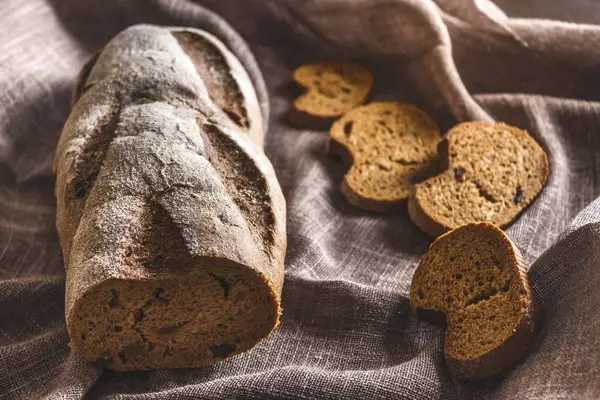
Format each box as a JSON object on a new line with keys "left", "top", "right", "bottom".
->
{"left": 1, "top": 0, "right": 600, "bottom": 398}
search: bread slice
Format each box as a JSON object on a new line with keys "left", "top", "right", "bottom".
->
{"left": 410, "top": 222, "right": 535, "bottom": 381}
{"left": 408, "top": 122, "right": 549, "bottom": 236}
{"left": 54, "top": 25, "right": 286, "bottom": 371}
{"left": 289, "top": 62, "right": 372, "bottom": 128}
{"left": 328, "top": 102, "right": 440, "bottom": 211}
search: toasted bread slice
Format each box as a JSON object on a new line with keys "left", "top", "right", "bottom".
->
{"left": 410, "top": 222, "right": 535, "bottom": 381}
{"left": 290, "top": 62, "right": 372, "bottom": 128}
{"left": 329, "top": 102, "right": 440, "bottom": 211}
{"left": 409, "top": 121, "right": 549, "bottom": 236}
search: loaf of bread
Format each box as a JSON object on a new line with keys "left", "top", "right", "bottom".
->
{"left": 53, "top": 25, "right": 286, "bottom": 371}
{"left": 410, "top": 223, "right": 535, "bottom": 380}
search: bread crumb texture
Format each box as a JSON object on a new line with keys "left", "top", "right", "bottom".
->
{"left": 290, "top": 62, "right": 372, "bottom": 128}
{"left": 54, "top": 25, "right": 286, "bottom": 371}
{"left": 410, "top": 222, "right": 535, "bottom": 380}
{"left": 329, "top": 102, "right": 440, "bottom": 211}
{"left": 409, "top": 121, "right": 548, "bottom": 236}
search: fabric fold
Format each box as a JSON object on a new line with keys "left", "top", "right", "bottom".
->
{"left": 0, "top": 0, "right": 599, "bottom": 398}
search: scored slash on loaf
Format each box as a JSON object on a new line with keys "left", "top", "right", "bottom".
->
{"left": 54, "top": 25, "right": 286, "bottom": 371}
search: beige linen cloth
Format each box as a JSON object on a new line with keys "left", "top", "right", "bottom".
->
{"left": 1, "top": 0, "right": 600, "bottom": 398}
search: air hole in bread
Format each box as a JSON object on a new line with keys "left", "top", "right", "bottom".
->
{"left": 453, "top": 167, "right": 466, "bottom": 182}
{"left": 513, "top": 187, "right": 524, "bottom": 204}
{"left": 343, "top": 121, "right": 353, "bottom": 137}
{"left": 208, "top": 273, "right": 229, "bottom": 298}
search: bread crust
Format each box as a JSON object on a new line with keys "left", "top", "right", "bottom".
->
{"left": 408, "top": 185, "right": 448, "bottom": 237}
{"left": 54, "top": 25, "right": 286, "bottom": 370}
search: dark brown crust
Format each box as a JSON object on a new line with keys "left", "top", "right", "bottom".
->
{"left": 170, "top": 28, "right": 265, "bottom": 147}
{"left": 407, "top": 137, "right": 454, "bottom": 237}
{"left": 200, "top": 121, "right": 278, "bottom": 260}
{"left": 72, "top": 52, "right": 100, "bottom": 106}
{"left": 172, "top": 32, "right": 249, "bottom": 130}
{"left": 55, "top": 97, "right": 122, "bottom": 262}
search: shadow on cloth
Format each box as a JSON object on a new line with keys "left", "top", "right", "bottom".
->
{"left": 1, "top": 82, "right": 72, "bottom": 182}
{"left": 0, "top": 166, "right": 62, "bottom": 278}
{"left": 46, "top": 0, "right": 181, "bottom": 52}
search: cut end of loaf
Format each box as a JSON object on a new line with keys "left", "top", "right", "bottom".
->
{"left": 68, "top": 261, "right": 280, "bottom": 371}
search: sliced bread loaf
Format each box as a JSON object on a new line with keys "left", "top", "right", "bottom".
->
{"left": 410, "top": 222, "right": 535, "bottom": 381}
{"left": 289, "top": 62, "right": 372, "bottom": 128}
{"left": 328, "top": 102, "right": 440, "bottom": 211}
{"left": 54, "top": 25, "right": 286, "bottom": 371}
